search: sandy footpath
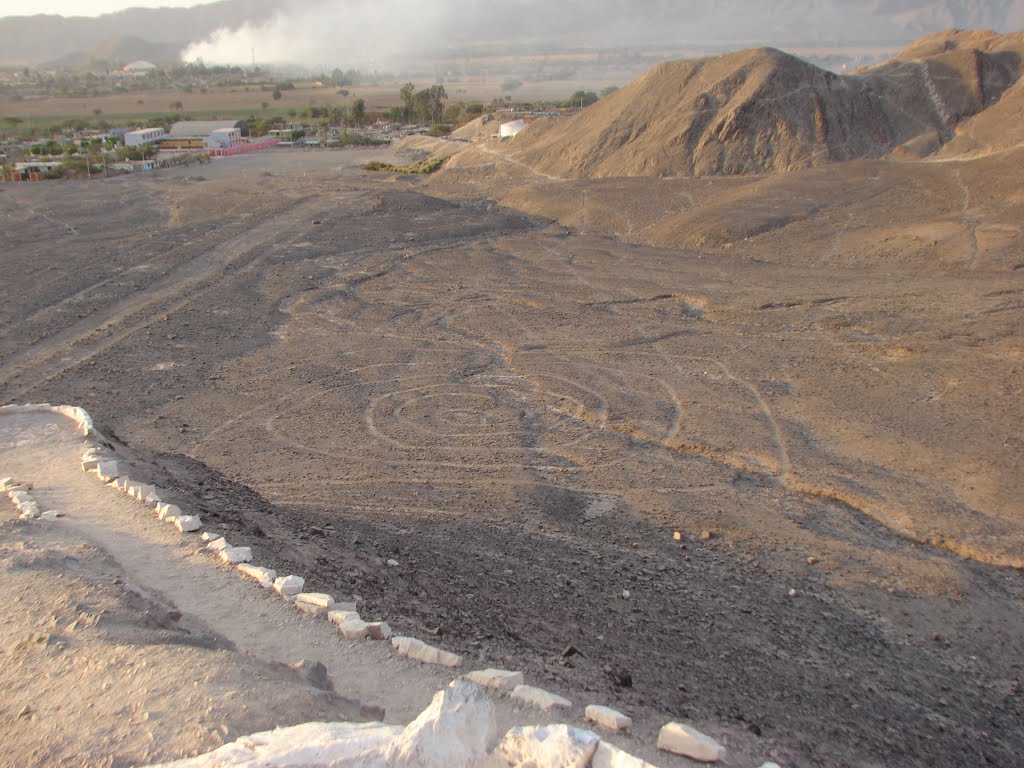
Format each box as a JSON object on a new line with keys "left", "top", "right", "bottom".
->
{"left": 0, "top": 408, "right": 713, "bottom": 767}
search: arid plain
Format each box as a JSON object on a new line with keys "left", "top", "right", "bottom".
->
{"left": 3, "top": 35, "right": 1024, "bottom": 768}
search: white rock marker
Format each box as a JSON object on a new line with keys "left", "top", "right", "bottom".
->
{"left": 96, "top": 461, "right": 119, "bottom": 482}
{"left": 150, "top": 680, "right": 507, "bottom": 768}
{"left": 273, "top": 575, "right": 305, "bottom": 598}
{"left": 200, "top": 531, "right": 223, "bottom": 543}
{"left": 328, "top": 610, "right": 361, "bottom": 626}
{"left": 586, "top": 704, "right": 633, "bottom": 732}
{"left": 158, "top": 503, "right": 183, "bottom": 521}
{"left": 383, "top": 679, "right": 496, "bottom": 767}
{"left": 175, "top": 515, "right": 202, "bottom": 533}
{"left": 219, "top": 546, "right": 252, "bottom": 564}
{"left": 237, "top": 564, "right": 277, "bottom": 588}
{"left": 295, "top": 593, "right": 335, "bottom": 617}
{"left": 593, "top": 741, "right": 660, "bottom": 768}
{"left": 391, "top": 636, "right": 462, "bottom": 668}
{"left": 338, "top": 618, "right": 370, "bottom": 640}
{"left": 206, "top": 537, "right": 231, "bottom": 552}
{"left": 467, "top": 668, "right": 524, "bottom": 692}
{"left": 367, "top": 621, "right": 392, "bottom": 641}
{"left": 510, "top": 684, "right": 572, "bottom": 711}
{"left": 499, "top": 724, "right": 599, "bottom": 767}
{"left": 657, "top": 722, "right": 725, "bottom": 763}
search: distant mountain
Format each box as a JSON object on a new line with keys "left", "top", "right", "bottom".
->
{"left": 511, "top": 29, "right": 1024, "bottom": 177}
{"left": 1, "top": 0, "right": 1022, "bottom": 67}
{"left": 0, "top": 0, "right": 278, "bottom": 66}
{"left": 46, "top": 36, "right": 184, "bottom": 68}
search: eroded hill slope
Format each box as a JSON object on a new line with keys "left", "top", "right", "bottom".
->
{"left": 511, "top": 29, "right": 1024, "bottom": 178}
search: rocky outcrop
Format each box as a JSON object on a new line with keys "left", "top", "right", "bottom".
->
{"left": 511, "top": 30, "right": 1024, "bottom": 178}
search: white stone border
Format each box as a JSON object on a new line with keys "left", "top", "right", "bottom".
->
{"left": 4, "top": 404, "right": 785, "bottom": 767}
{"left": 0, "top": 403, "right": 96, "bottom": 438}
{"left": 143, "top": 679, "right": 667, "bottom": 768}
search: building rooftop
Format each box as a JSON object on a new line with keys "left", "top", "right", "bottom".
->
{"left": 168, "top": 120, "right": 242, "bottom": 137}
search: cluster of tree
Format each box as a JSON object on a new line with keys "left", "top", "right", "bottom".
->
{"left": 25, "top": 137, "right": 115, "bottom": 157}
{"left": 377, "top": 98, "right": 483, "bottom": 129}
{"left": 280, "top": 99, "right": 368, "bottom": 127}
{"left": 315, "top": 68, "right": 397, "bottom": 88}
{"left": 398, "top": 83, "right": 448, "bottom": 124}
{"left": 265, "top": 81, "right": 296, "bottom": 100}
{"left": 553, "top": 86, "right": 618, "bottom": 108}
{"left": 169, "top": 62, "right": 248, "bottom": 78}
{"left": 3, "top": 116, "right": 122, "bottom": 141}
{"left": 559, "top": 90, "right": 600, "bottom": 108}
{"left": 115, "top": 144, "right": 157, "bottom": 161}
{"left": 28, "top": 140, "right": 68, "bottom": 156}
{"left": 12, "top": 136, "right": 156, "bottom": 177}
{"left": 328, "top": 68, "right": 363, "bottom": 87}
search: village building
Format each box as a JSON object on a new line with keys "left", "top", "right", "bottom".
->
{"left": 124, "top": 127, "right": 166, "bottom": 147}
{"left": 499, "top": 119, "right": 530, "bottom": 138}
{"left": 122, "top": 60, "right": 156, "bottom": 77}
{"left": 161, "top": 120, "right": 243, "bottom": 151}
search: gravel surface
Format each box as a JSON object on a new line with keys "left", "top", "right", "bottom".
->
{"left": 1, "top": 148, "right": 1021, "bottom": 767}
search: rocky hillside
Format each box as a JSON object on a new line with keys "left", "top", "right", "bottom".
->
{"left": 512, "top": 29, "right": 1024, "bottom": 178}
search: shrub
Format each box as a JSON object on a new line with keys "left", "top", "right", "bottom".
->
{"left": 365, "top": 156, "right": 446, "bottom": 174}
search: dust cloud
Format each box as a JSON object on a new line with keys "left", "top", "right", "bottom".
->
{"left": 181, "top": 0, "right": 446, "bottom": 68}
{"left": 178, "top": 0, "right": 951, "bottom": 68}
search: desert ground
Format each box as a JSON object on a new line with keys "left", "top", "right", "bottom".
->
{"left": 0, "top": 136, "right": 1021, "bottom": 768}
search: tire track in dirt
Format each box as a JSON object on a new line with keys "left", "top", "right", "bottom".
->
{"left": 713, "top": 360, "right": 792, "bottom": 479}
{"left": 951, "top": 167, "right": 981, "bottom": 267}
{"left": 524, "top": 268, "right": 977, "bottom": 560}
{"left": 476, "top": 143, "right": 564, "bottom": 182}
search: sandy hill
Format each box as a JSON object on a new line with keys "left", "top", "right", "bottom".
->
{"left": 47, "top": 35, "right": 183, "bottom": 68}
{"left": 511, "top": 29, "right": 1024, "bottom": 178}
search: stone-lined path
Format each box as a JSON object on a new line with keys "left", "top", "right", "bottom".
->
{"left": 1, "top": 407, "right": 757, "bottom": 767}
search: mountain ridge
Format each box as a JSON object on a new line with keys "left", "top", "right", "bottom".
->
{"left": 508, "top": 28, "right": 1024, "bottom": 178}
{"left": 1, "top": 0, "right": 1023, "bottom": 66}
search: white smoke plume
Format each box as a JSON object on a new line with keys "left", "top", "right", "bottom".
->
{"left": 181, "top": 0, "right": 450, "bottom": 68}
{"left": 179, "top": 1, "right": 1024, "bottom": 69}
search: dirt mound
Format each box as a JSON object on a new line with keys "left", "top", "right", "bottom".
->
{"left": 510, "top": 30, "right": 1023, "bottom": 178}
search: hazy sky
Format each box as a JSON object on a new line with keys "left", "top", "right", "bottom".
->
{"left": 1, "top": 1, "right": 217, "bottom": 17}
